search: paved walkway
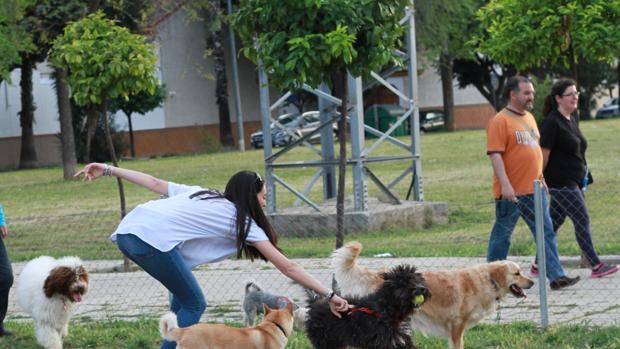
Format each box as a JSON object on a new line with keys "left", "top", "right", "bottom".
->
{"left": 6, "top": 256, "right": 620, "bottom": 326}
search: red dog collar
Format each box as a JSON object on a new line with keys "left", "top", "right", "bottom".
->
{"left": 347, "top": 306, "right": 383, "bottom": 318}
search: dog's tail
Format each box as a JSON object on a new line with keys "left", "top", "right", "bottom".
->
{"left": 245, "top": 281, "right": 262, "bottom": 294}
{"left": 331, "top": 241, "right": 384, "bottom": 297}
{"left": 159, "top": 312, "right": 182, "bottom": 342}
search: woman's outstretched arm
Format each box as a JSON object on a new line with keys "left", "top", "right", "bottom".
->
{"left": 74, "top": 163, "right": 169, "bottom": 196}
{"left": 254, "top": 240, "right": 351, "bottom": 317}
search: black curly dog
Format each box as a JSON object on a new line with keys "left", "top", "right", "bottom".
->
{"left": 305, "top": 264, "right": 430, "bottom": 349}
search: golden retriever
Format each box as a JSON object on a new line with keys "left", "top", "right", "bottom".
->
{"left": 332, "top": 241, "right": 534, "bottom": 349}
{"left": 159, "top": 303, "right": 294, "bottom": 349}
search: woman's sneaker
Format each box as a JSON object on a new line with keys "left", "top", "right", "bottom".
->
{"left": 529, "top": 263, "right": 539, "bottom": 277}
{"left": 550, "top": 276, "right": 580, "bottom": 290}
{"left": 591, "top": 263, "right": 619, "bottom": 278}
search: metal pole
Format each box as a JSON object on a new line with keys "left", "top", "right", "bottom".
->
{"left": 534, "top": 180, "right": 549, "bottom": 329}
{"left": 406, "top": 2, "right": 423, "bottom": 201}
{"left": 258, "top": 64, "right": 276, "bottom": 213}
{"left": 318, "top": 83, "right": 336, "bottom": 199}
{"left": 227, "top": 0, "right": 245, "bottom": 151}
{"left": 349, "top": 75, "right": 367, "bottom": 211}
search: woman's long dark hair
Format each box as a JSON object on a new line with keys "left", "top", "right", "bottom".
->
{"left": 189, "top": 171, "right": 279, "bottom": 261}
{"left": 542, "top": 78, "right": 577, "bottom": 117}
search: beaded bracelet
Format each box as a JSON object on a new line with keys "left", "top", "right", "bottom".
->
{"left": 103, "top": 164, "right": 112, "bottom": 177}
{"left": 325, "top": 289, "right": 335, "bottom": 300}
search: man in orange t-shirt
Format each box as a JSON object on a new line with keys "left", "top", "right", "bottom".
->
{"left": 486, "top": 76, "right": 579, "bottom": 290}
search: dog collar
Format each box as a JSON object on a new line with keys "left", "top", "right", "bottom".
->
{"left": 347, "top": 306, "right": 383, "bottom": 318}
{"left": 270, "top": 320, "right": 289, "bottom": 338}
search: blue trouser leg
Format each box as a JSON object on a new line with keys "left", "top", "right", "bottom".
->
{"left": 549, "top": 187, "right": 600, "bottom": 266}
{"left": 487, "top": 199, "right": 521, "bottom": 262}
{"left": 517, "top": 194, "right": 566, "bottom": 281}
{"left": 116, "top": 234, "right": 207, "bottom": 349}
{"left": 0, "top": 237, "right": 13, "bottom": 329}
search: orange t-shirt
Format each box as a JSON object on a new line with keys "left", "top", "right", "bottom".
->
{"left": 486, "top": 109, "right": 543, "bottom": 198}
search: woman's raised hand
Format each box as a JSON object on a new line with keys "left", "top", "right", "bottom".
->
{"left": 74, "top": 163, "right": 105, "bottom": 181}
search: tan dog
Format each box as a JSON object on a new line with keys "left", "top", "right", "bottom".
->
{"left": 333, "top": 241, "right": 534, "bottom": 349}
{"left": 159, "top": 303, "right": 294, "bottom": 349}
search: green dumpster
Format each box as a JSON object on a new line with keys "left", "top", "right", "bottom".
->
{"left": 364, "top": 104, "right": 408, "bottom": 138}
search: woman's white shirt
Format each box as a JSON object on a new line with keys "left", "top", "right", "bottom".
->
{"left": 110, "top": 182, "right": 269, "bottom": 268}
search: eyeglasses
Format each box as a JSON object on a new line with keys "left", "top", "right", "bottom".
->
{"left": 562, "top": 91, "right": 580, "bottom": 97}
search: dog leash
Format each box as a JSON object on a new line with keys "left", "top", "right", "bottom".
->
{"left": 347, "top": 306, "right": 383, "bottom": 318}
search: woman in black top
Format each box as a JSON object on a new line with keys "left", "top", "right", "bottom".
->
{"left": 530, "top": 79, "right": 618, "bottom": 278}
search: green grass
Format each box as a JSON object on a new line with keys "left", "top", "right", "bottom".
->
{"left": 1, "top": 118, "right": 620, "bottom": 261}
{"left": 2, "top": 320, "right": 619, "bottom": 348}
{"left": 1, "top": 119, "right": 620, "bottom": 347}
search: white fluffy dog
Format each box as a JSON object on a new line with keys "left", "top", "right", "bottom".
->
{"left": 17, "top": 256, "right": 89, "bottom": 349}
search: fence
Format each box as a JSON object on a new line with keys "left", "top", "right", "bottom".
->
{"left": 5, "top": 180, "right": 620, "bottom": 327}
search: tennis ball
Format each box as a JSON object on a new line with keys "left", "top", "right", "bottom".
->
{"left": 413, "top": 294, "right": 425, "bottom": 305}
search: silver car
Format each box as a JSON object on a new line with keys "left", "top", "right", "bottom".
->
{"left": 250, "top": 111, "right": 337, "bottom": 148}
{"left": 595, "top": 98, "right": 619, "bottom": 119}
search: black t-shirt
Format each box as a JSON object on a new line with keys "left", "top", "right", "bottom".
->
{"left": 539, "top": 109, "right": 587, "bottom": 188}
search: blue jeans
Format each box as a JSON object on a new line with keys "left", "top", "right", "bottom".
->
{"left": 0, "top": 237, "right": 13, "bottom": 329}
{"left": 487, "top": 194, "right": 566, "bottom": 281}
{"left": 116, "top": 234, "right": 206, "bottom": 349}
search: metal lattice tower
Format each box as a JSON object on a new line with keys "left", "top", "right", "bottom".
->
{"left": 258, "top": 3, "right": 423, "bottom": 213}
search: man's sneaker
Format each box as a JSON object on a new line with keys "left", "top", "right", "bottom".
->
{"left": 591, "top": 263, "right": 619, "bottom": 278}
{"left": 529, "top": 264, "right": 539, "bottom": 277}
{"left": 550, "top": 276, "right": 580, "bottom": 290}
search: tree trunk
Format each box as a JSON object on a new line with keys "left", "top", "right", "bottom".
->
{"left": 87, "top": 0, "right": 100, "bottom": 12}
{"left": 55, "top": 68, "right": 77, "bottom": 179}
{"left": 100, "top": 100, "right": 130, "bottom": 271}
{"left": 439, "top": 53, "right": 455, "bottom": 131}
{"left": 18, "top": 56, "right": 38, "bottom": 169}
{"left": 568, "top": 42, "right": 579, "bottom": 84}
{"left": 331, "top": 69, "right": 348, "bottom": 249}
{"left": 127, "top": 113, "right": 135, "bottom": 158}
{"left": 84, "top": 105, "right": 98, "bottom": 162}
{"left": 206, "top": 16, "right": 234, "bottom": 147}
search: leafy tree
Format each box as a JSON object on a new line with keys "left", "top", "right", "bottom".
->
{"left": 51, "top": 11, "right": 159, "bottom": 219}
{"left": 0, "top": 0, "right": 87, "bottom": 172}
{"left": 473, "top": 0, "right": 620, "bottom": 82}
{"left": 77, "top": 1, "right": 155, "bottom": 163}
{"left": 0, "top": 0, "right": 31, "bottom": 83}
{"left": 108, "top": 84, "right": 166, "bottom": 158}
{"left": 453, "top": 55, "right": 516, "bottom": 111}
{"left": 233, "top": 0, "right": 409, "bottom": 247}
{"left": 414, "top": 0, "right": 482, "bottom": 130}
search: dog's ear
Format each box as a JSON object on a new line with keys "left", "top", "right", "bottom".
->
{"left": 78, "top": 265, "right": 89, "bottom": 284}
{"left": 263, "top": 303, "right": 273, "bottom": 314}
{"left": 285, "top": 302, "right": 294, "bottom": 314}
{"left": 44, "top": 267, "right": 71, "bottom": 298}
{"left": 489, "top": 264, "right": 508, "bottom": 289}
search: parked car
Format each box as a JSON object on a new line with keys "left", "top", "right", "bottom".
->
{"left": 250, "top": 113, "right": 301, "bottom": 148}
{"left": 296, "top": 111, "right": 338, "bottom": 142}
{"left": 420, "top": 110, "right": 445, "bottom": 131}
{"left": 250, "top": 111, "right": 337, "bottom": 149}
{"left": 595, "top": 98, "right": 619, "bottom": 119}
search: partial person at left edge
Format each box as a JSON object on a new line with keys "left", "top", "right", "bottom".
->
{"left": 0, "top": 203, "right": 14, "bottom": 337}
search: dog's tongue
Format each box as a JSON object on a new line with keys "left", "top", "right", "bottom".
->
{"left": 510, "top": 284, "right": 526, "bottom": 298}
{"left": 72, "top": 292, "right": 83, "bottom": 302}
